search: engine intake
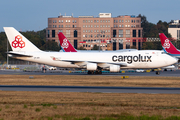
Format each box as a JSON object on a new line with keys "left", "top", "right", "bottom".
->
{"left": 110, "top": 65, "right": 120, "bottom": 72}
{"left": 86, "top": 63, "right": 97, "bottom": 71}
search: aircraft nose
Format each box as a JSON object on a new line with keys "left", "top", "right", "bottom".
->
{"left": 169, "top": 56, "right": 178, "bottom": 65}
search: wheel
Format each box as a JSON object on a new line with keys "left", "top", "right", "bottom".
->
{"left": 88, "top": 71, "right": 91, "bottom": 74}
{"left": 88, "top": 71, "right": 94, "bottom": 74}
{"left": 156, "top": 71, "right": 160, "bottom": 75}
{"left": 95, "top": 70, "right": 102, "bottom": 74}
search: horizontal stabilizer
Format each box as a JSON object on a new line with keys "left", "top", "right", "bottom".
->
{"left": 7, "top": 52, "right": 33, "bottom": 57}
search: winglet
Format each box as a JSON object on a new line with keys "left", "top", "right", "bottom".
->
{"left": 159, "top": 33, "right": 180, "bottom": 54}
{"left": 58, "top": 32, "right": 77, "bottom": 52}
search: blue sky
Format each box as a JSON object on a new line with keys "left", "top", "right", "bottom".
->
{"left": 0, "top": 0, "right": 179, "bottom": 32}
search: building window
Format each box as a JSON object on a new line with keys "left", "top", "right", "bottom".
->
{"left": 119, "top": 30, "right": 123, "bottom": 37}
{"left": 133, "top": 30, "right": 136, "bottom": 37}
{"left": 52, "top": 30, "right": 55, "bottom": 38}
{"left": 74, "top": 40, "right": 77, "bottom": 49}
{"left": 59, "top": 30, "right": 63, "bottom": 33}
{"left": 74, "top": 30, "right": 77, "bottom": 37}
{"left": 113, "top": 30, "right": 116, "bottom": 37}
{"left": 47, "top": 30, "right": 50, "bottom": 38}
{"left": 119, "top": 20, "right": 121, "bottom": 23}
{"left": 126, "top": 30, "right": 130, "bottom": 37}
{"left": 66, "top": 30, "right": 70, "bottom": 37}
{"left": 94, "top": 20, "right": 96, "bottom": 23}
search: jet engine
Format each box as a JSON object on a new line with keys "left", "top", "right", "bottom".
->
{"left": 110, "top": 65, "right": 120, "bottom": 72}
{"left": 86, "top": 63, "right": 97, "bottom": 71}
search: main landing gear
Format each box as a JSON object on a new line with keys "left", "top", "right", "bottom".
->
{"left": 156, "top": 71, "right": 160, "bottom": 75}
{"left": 87, "top": 70, "right": 102, "bottom": 74}
{"left": 155, "top": 68, "right": 160, "bottom": 75}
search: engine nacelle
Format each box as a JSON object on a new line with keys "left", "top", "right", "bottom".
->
{"left": 86, "top": 63, "right": 97, "bottom": 71}
{"left": 110, "top": 65, "right": 120, "bottom": 72}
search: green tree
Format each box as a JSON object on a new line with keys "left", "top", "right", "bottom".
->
{"left": 43, "top": 40, "right": 60, "bottom": 51}
{"left": 77, "top": 46, "right": 87, "bottom": 50}
{"left": 91, "top": 44, "right": 101, "bottom": 50}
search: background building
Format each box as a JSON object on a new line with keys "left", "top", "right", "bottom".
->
{"left": 46, "top": 13, "right": 143, "bottom": 50}
{"left": 168, "top": 20, "right": 180, "bottom": 40}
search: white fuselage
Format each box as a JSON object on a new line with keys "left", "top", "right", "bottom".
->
{"left": 11, "top": 50, "right": 177, "bottom": 69}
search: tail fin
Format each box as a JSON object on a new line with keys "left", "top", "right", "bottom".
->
{"left": 159, "top": 33, "right": 180, "bottom": 54}
{"left": 3, "top": 27, "right": 41, "bottom": 52}
{"left": 58, "top": 32, "right": 77, "bottom": 52}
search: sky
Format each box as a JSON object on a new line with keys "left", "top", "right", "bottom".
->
{"left": 0, "top": 0, "right": 180, "bottom": 32}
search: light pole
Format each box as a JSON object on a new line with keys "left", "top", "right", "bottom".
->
{"left": 7, "top": 38, "right": 9, "bottom": 68}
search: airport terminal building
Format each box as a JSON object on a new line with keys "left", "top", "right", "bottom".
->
{"left": 46, "top": 13, "right": 143, "bottom": 50}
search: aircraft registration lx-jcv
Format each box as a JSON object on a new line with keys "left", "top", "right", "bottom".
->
{"left": 4, "top": 27, "right": 177, "bottom": 74}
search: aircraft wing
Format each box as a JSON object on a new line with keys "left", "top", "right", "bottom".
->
{"left": 50, "top": 56, "right": 128, "bottom": 67}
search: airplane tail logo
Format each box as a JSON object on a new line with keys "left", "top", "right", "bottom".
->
{"left": 58, "top": 32, "right": 77, "bottom": 52}
{"left": 61, "top": 38, "right": 69, "bottom": 49}
{"left": 159, "top": 33, "right": 180, "bottom": 54}
{"left": 163, "top": 39, "right": 170, "bottom": 49}
{"left": 12, "top": 35, "right": 25, "bottom": 48}
{"left": 4, "top": 27, "right": 41, "bottom": 52}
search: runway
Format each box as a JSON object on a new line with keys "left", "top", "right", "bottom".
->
{"left": 0, "top": 70, "right": 180, "bottom": 94}
{"left": 0, "top": 85, "right": 180, "bottom": 94}
{"left": 0, "top": 69, "right": 180, "bottom": 77}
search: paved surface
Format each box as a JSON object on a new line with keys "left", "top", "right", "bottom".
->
{"left": 0, "top": 69, "right": 180, "bottom": 94}
{"left": 0, "top": 69, "right": 180, "bottom": 77}
{"left": 0, "top": 85, "right": 180, "bottom": 94}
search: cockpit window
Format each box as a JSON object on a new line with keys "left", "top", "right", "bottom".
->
{"left": 161, "top": 52, "right": 166, "bottom": 54}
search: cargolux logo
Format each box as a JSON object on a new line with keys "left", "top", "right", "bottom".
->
{"left": 12, "top": 35, "right": 25, "bottom": 48}
{"left": 61, "top": 38, "right": 69, "bottom": 48}
{"left": 163, "top": 39, "right": 170, "bottom": 49}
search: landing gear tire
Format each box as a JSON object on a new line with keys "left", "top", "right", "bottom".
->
{"left": 156, "top": 71, "right": 160, "bottom": 75}
{"left": 88, "top": 71, "right": 94, "bottom": 74}
{"left": 95, "top": 70, "right": 102, "bottom": 74}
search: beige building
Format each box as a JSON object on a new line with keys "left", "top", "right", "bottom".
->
{"left": 46, "top": 13, "right": 143, "bottom": 50}
{"left": 168, "top": 20, "right": 180, "bottom": 40}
